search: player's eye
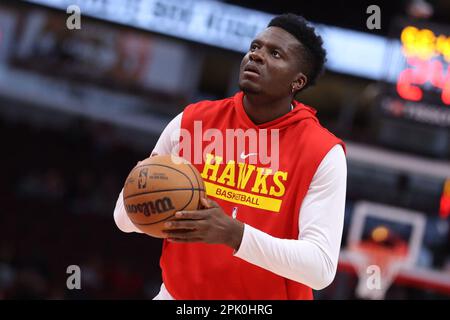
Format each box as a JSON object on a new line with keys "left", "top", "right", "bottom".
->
{"left": 250, "top": 44, "right": 258, "bottom": 52}
{"left": 272, "top": 50, "right": 281, "bottom": 58}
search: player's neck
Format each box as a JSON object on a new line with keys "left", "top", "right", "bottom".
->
{"left": 243, "top": 94, "right": 294, "bottom": 125}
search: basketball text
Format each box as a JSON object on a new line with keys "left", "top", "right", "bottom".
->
{"left": 201, "top": 153, "right": 287, "bottom": 212}
{"left": 126, "top": 197, "right": 175, "bottom": 216}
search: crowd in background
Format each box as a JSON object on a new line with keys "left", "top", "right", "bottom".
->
{"left": 0, "top": 115, "right": 163, "bottom": 299}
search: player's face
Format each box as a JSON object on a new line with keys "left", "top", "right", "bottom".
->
{"left": 238, "top": 27, "right": 306, "bottom": 98}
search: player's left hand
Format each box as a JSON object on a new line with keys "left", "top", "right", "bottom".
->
{"left": 162, "top": 198, "right": 244, "bottom": 250}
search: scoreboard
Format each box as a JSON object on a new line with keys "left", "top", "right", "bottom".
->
{"left": 380, "top": 18, "right": 450, "bottom": 128}
{"left": 397, "top": 25, "right": 450, "bottom": 105}
{"left": 375, "top": 18, "right": 450, "bottom": 158}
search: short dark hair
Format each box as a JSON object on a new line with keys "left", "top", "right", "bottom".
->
{"left": 268, "top": 13, "right": 327, "bottom": 89}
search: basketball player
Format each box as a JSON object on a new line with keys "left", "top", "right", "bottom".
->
{"left": 114, "top": 14, "right": 347, "bottom": 299}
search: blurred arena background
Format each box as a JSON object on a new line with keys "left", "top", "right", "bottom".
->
{"left": 0, "top": 0, "right": 449, "bottom": 299}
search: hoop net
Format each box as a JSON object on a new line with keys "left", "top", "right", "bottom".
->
{"left": 347, "top": 242, "right": 409, "bottom": 300}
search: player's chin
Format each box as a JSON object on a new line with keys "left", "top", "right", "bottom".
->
{"left": 238, "top": 80, "right": 261, "bottom": 95}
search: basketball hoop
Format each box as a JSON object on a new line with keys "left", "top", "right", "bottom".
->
{"left": 347, "top": 242, "right": 408, "bottom": 300}
{"left": 345, "top": 201, "right": 426, "bottom": 299}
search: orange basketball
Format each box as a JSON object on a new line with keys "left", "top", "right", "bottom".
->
{"left": 123, "top": 155, "right": 206, "bottom": 238}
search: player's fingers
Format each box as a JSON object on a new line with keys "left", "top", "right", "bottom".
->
{"left": 175, "top": 210, "right": 209, "bottom": 219}
{"left": 167, "top": 237, "right": 202, "bottom": 243}
{"left": 200, "top": 197, "right": 213, "bottom": 209}
{"left": 204, "top": 198, "right": 219, "bottom": 208}
{"left": 163, "top": 220, "right": 199, "bottom": 230}
{"left": 164, "top": 228, "right": 202, "bottom": 239}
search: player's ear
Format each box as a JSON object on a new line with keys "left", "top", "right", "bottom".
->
{"left": 291, "top": 73, "right": 307, "bottom": 93}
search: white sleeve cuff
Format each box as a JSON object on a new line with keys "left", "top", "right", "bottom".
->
{"left": 233, "top": 223, "right": 255, "bottom": 259}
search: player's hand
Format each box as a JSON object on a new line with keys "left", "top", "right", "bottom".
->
{"left": 162, "top": 198, "right": 245, "bottom": 250}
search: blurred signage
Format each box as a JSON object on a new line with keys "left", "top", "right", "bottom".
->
{"left": 12, "top": 14, "right": 153, "bottom": 88}
{"left": 440, "top": 179, "right": 450, "bottom": 219}
{"left": 380, "top": 97, "right": 450, "bottom": 126}
{"left": 24, "top": 0, "right": 393, "bottom": 81}
{"left": 10, "top": 10, "right": 197, "bottom": 95}
{"left": 0, "top": 8, "right": 17, "bottom": 65}
{"left": 25, "top": 0, "right": 271, "bottom": 53}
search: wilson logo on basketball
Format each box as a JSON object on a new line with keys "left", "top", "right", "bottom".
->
{"left": 126, "top": 197, "right": 175, "bottom": 216}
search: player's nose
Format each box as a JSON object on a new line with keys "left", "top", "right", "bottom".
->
{"left": 249, "top": 51, "right": 264, "bottom": 64}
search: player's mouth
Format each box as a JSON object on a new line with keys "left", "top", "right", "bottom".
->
{"left": 243, "top": 64, "right": 261, "bottom": 77}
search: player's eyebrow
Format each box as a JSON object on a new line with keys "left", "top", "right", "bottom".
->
{"left": 250, "top": 39, "right": 288, "bottom": 55}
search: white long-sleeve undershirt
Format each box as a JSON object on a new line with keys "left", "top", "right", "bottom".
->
{"left": 113, "top": 112, "right": 347, "bottom": 298}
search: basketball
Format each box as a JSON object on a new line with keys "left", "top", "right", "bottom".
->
{"left": 123, "top": 155, "right": 206, "bottom": 238}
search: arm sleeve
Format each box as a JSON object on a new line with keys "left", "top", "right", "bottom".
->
{"left": 233, "top": 144, "right": 347, "bottom": 290}
{"left": 113, "top": 112, "right": 183, "bottom": 233}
